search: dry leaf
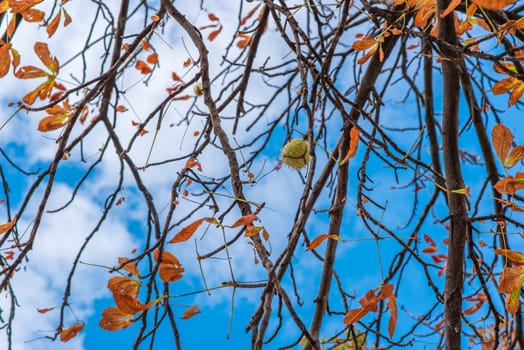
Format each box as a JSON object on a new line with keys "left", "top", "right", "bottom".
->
{"left": 181, "top": 305, "right": 201, "bottom": 319}
{"left": 306, "top": 234, "right": 340, "bottom": 251}
{"left": 60, "top": 321, "right": 85, "bottom": 342}
{"left": 168, "top": 217, "right": 215, "bottom": 243}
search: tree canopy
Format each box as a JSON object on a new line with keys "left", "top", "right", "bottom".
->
{"left": 1, "top": 0, "right": 524, "bottom": 349}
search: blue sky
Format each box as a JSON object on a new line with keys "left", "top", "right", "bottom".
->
{"left": 0, "top": 1, "right": 523, "bottom": 350}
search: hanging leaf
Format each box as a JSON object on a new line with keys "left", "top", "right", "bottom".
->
{"left": 236, "top": 33, "right": 251, "bottom": 48}
{"left": 0, "top": 218, "right": 16, "bottom": 234}
{"left": 494, "top": 249, "right": 524, "bottom": 265}
{"left": 505, "top": 145, "right": 524, "bottom": 169}
{"left": 343, "top": 307, "right": 369, "bottom": 325}
{"left": 118, "top": 257, "right": 140, "bottom": 277}
{"left": 493, "top": 173, "right": 524, "bottom": 195}
{"left": 306, "top": 234, "right": 340, "bottom": 251}
{"left": 168, "top": 217, "right": 215, "bottom": 243}
{"left": 107, "top": 276, "right": 140, "bottom": 298}
{"left": 181, "top": 305, "right": 201, "bottom": 319}
{"left": 245, "top": 225, "right": 263, "bottom": 237}
{"left": 240, "top": 3, "right": 261, "bottom": 26}
{"left": 46, "top": 10, "right": 61, "bottom": 37}
{"left": 471, "top": 0, "right": 516, "bottom": 10}
{"left": 113, "top": 294, "right": 146, "bottom": 314}
{"left": 99, "top": 307, "right": 134, "bottom": 331}
{"left": 340, "top": 127, "right": 360, "bottom": 165}
{"left": 60, "top": 321, "right": 85, "bottom": 342}
{"left": 387, "top": 294, "right": 398, "bottom": 338}
{"left": 229, "top": 214, "right": 258, "bottom": 228}
{"left": 208, "top": 25, "right": 223, "bottom": 41}
{"left": 37, "top": 307, "right": 56, "bottom": 314}
{"left": 146, "top": 52, "right": 158, "bottom": 65}
{"left": 492, "top": 124, "right": 513, "bottom": 165}
{"left": 135, "top": 60, "right": 152, "bottom": 74}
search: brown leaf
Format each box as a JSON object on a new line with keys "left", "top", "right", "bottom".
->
{"left": 168, "top": 217, "right": 215, "bottom": 243}
{"left": 245, "top": 225, "right": 263, "bottom": 237}
{"left": 492, "top": 124, "right": 513, "bottom": 166}
{"left": 181, "top": 305, "right": 201, "bottom": 319}
{"left": 306, "top": 234, "right": 340, "bottom": 251}
{"left": 60, "top": 321, "right": 85, "bottom": 342}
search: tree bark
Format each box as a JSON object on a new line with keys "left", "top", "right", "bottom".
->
{"left": 437, "top": 1, "right": 469, "bottom": 349}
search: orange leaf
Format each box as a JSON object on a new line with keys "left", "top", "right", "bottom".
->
{"left": 146, "top": 52, "right": 158, "bottom": 65}
{"left": 360, "top": 290, "right": 379, "bottom": 312}
{"left": 495, "top": 249, "right": 524, "bottom": 265}
{"left": 440, "top": 0, "right": 460, "bottom": 18}
{"left": 183, "top": 57, "right": 192, "bottom": 67}
{"left": 15, "top": 65, "right": 47, "bottom": 79}
{"left": 494, "top": 173, "right": 524, "bottom": 195}
{"left": 63, "top": 8, "right": 72, "bottom": 26}
{"left": 498, "top": 266, "right": 524, "bottom": 294}
{"left": 168, "top": 217, "right": 215, "bottom": 243}
{"left": 159, "top": 261, "right": 184, "bottom": 283}
{"left": 509, "top": 82, "right": 524, "bottom": 106}
{"left": 340, "top": 127, "right": 359, "bottom": 165}
{"left": 135, "top": 60, "right": 152, "bottom": 74}
{"left": 60, "top": 321, "right": 85, "bottom": 342}
{"left": 504, "top": 146, "right": 524, "bottom": 169}
{"left": 34, "top": 42, "right": 58, "bottom": 73}
{"left": 118, "top": 257, "right": 140, "bottom": 277}
{"left": 99, "top": 307, "right": 134, "bottom": 331}
{"left": 245, "top": 225, "right": 263, "bottom": 237}
{"left": 463, "top": 302, "right": 482, "bottom": 315}
{"left": 471, "top": 0, "right": 516, "bottom": 10}
{"left": 107, "top": 276, "right": 140, "bottom": 298}
{"left": 37, "top": 307, "right": 56, "bottom": 313}
{"left": 0, "top": 218, "right": 16, "bottom": 234}
{"left": 208, "top": 25, "right": 222, "bottom": 41}
{"left": 185, "top": 159, "right": 202, "bottom": 171}
{"left": 229, "top": 214, "right": 258, "bottom": 228}
{"left": 343, "top": 307, "right": 369, "bottom": 325}
{"left": 38, "top": 115, "right": 69, "bottom": 132}
{"left": 387, "top": 294, "right": 398, "bottom": 338}
{"left": 306, "top": 234, "right": 340, "bottom": 251}
{"left": 236, "top": 33, "right": 251, "bottom": 48}
{"left": 240, "top": 3, "right": 261, "bottom": 26}
{"left": 352, "top": 36, "right": 376, "bottom": 51}
{"left": 208, "top": 13, "right": 219, "bottom": 21}
{"left": 492, "top": 124, "right": 513, "bottom": 165}
{"left": 46, "top": 10, "right": 61, "bottom": 37}
{"left": 378, "top": 283, "right": 394, "bottom": 300}
{"left": 181, "top": 305, "right": 201, "bottom": 319}
{"left": 113, "top": 293, "right": 147, "bottom": 314}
